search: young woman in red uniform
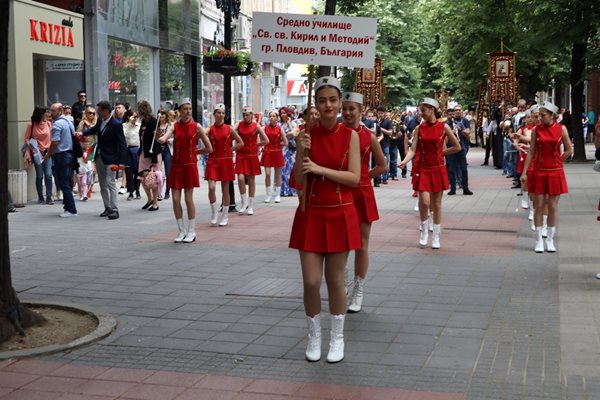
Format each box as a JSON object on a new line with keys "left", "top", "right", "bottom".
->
{"left": 290, "top": 77, "right": 361, "bottom": 363}
{"left": 340, "top": 92, "right": 387, "bottom": 313}
{"left": 399, "top": 98, "right": 461, "bottom": 249}
{"left": 261, "top": 110, "right": 288, "bottom": 203}
{"left": 514, "top": 110, "right": 534, "bottom": 211}
{"left": 521, "top": 101, "right": 572, "bottom": 253}
{"left": 157, "top": 99, "right": 212, "bottom": 243}
{"left": 205, "top": 104, "right": 244, "bottom": 227}
{"left": 235, "top": 106, "right": 269, "bottom": 215}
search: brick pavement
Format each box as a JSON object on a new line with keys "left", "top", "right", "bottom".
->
{"left": 2, "top": 145, "right": 600, "bottom": 399}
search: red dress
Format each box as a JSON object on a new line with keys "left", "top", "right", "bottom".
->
{"left": 528, "top": 122, "right": 568, "bottom": 195}
{"left": 413, "top": 121, "right": 449, "bottom": 192}
{"left": 205, "top": 123, "right": 235, "bottom": 181}
{"left": 261, "top": 124, "right": 285, "bottom": 168}
{"left": 168, "top": 119, "right": 200, "bottom": 189}
{"left": 235, "top": 121, "right": 261, "bottom": 175}
{"left": 516, "top": 125, "right": 533, "bottom": 174}
{"left": 289, "top": 123, "right": 362, "bottom": 253}
{"left": 352, "top": 127, "right": 379, "bottom": 224}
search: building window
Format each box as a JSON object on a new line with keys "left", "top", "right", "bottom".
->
{"left": 159, "top": 50, "right": 191, "bottom": 111}
{"left": 108, "top": 38, "right": 154, "bottom": 107}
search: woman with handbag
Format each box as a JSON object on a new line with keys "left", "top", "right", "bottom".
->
{"left": 137, "top": 100, "right": 162, "bottom": 211}
{"left": 24, "top": 106, "right": 54, "bottom": 204}
{"left": 76, "top": 106, "right": 98, "bottom": 199}
{"left": 157, "top": 99, "right": 213, "bottom": 242}
{"left": 205, "top": 104, "right": 244, "bottom": 226}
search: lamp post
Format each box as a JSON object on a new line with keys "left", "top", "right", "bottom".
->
{"left": 216, "top": 0, "right": 241, "bottom": 211}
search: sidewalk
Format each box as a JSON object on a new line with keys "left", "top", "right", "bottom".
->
{"left": 2, "top": 145, "right": 599, "bottom": 400}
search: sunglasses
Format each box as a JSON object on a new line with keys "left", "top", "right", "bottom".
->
{"left": 87, "top": 111, "right": 96, "bottom": 115}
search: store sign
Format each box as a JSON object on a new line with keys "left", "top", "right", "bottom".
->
{"left": 287, "top": 80, "right": 308, "bottom": 96}
{"left": 251, "top": 12, "right": 377, "bottom": 68}
{"left": 30, "top": 18, "right": 75, "bottom": 47}
{"left": 45, "top": 60, "right": 84, "bottom": 72}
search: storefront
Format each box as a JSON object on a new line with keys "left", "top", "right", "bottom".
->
{"left": 8, "top": 0, "right": 85, "bottom": 196}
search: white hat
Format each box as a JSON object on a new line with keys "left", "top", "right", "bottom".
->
{"left": 530, "top": 104, "right": 540, "bottom": 113}
{"left": 214, "top": 103, "right": 225, "bottom": 112}
{"left": 242, "top": 105, "right": 253, "bottom": 114}
{"left": 540, "top": 101, "right": 559, "bottom": 115}
{"left": 421, "top": 97, "right": 440, "bottom": 110}
{"left": 178, "top": 97, "right": 192, "bottom": 108}
{"left": 314, "top": 76, "right": 341, "bottom": 94}
{"left": 341, "top": 92, "right": 364, "bottom": 104}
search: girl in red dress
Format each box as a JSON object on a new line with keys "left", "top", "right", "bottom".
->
{"left": 261, "top": 110, "right": 288, "bottom": 203}
{"left": 399, "top": 98, "right": 461, "bottom": 249}
{"left": 205, "top": 104, "right": 244, "bottom": 227}
{"left": 157, "top": 99, "right": 212, "bottom": 243}
{"left": 234, "top": 106, "right": 269, "bottom": 215}
{"left": 514, "top": 111, "right": 534, "bottom": 211}
{"left": 340, "top": 92, "right": 387, "bottom": 313}
{"left": 290, "top": 77, "right": 361, "bottom": 364}
{"left": 521, "top": 101, "right": 572, "bottom": 253}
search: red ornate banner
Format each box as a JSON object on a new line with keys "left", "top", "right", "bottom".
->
{"left": 355, "top": 57, "right": 385, "bottom": 108}
{"left": 488, "top": 52, "right": 517, "bottom": 107}
{"left": 475, "top": 79, "right": 488, "bottom": 128}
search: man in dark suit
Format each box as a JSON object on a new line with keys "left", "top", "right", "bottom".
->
{"left": 80, "top": 101, "right": 128, "bottom": 219}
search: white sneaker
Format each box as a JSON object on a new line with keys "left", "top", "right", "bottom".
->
{"left": 59, "top": 211, "right": 77, "bottom": 218}
{"left": 246, "top": 207, "right": 254, "bottom": 215}
{"left": 118, "top": 187, "right": 127, "bottom": 194}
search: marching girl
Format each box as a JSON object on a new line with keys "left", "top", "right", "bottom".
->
{"left": 521, "top": 101, "right": 572, "bottom": 253}
{"left": 290, "top": 77, "right": 361, "bottom": 363}
{"left": 205, "top": 104, "right": 244, "bottom": 227}
{"left": 262, "top": 110, "right": 288, "bottom": 203}
{"left": 341, "top": 92, "right": 387, "bottom": 313}
{"left": 235, "top": 106, "right": 269, "bottom": 215}
{"left": 398, "top": 98, "right": 461, "bottom": 249}
{"left": 157, "top": 99, "right": 212, "bottom": 243}
{"left": 513, "top": 110, "right": 534, "bottom": 212}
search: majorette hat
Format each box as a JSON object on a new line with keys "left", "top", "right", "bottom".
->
{"left": 242, "top": 105, "right": 253, "bottom": 114}
{"left": 540, "top": 101, "right": 559, "bottom": 115}
{"left": 342, "top": 92, "right": 364, "bottom": 104}
{"left": 213, "top": 103, "right": 226, "bottom": 112}
{"left": 178, "top": 97, "right": 192, "bottom": 108}
{"left": 314, "top": 76, "right": 341, "bottom": 94}
{"left": 530, "top": 104, "right": 540, "bottom": 113}
{"left": 421, "top": 97, "right": 440, "bottom": 110}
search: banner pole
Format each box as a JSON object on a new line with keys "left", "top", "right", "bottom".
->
{"left": 300, "top": 64, "right": 315, "bottom": 212}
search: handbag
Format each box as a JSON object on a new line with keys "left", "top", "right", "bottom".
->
{"left": 142, "top": 168, "right": 158, "bottom": 190}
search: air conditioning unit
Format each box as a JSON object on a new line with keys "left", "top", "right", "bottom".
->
{"left": 273, "top": 75, "right": 282, "bottom": 88}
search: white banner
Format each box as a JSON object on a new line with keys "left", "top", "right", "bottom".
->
{"left": 45, "top": 60, "right": 84, "bottom": 72}
{"left": 251, "top": 12, "right": 377, "bottom": 68}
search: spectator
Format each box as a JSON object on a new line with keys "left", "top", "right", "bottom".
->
{"left": 122, "top": 109, "right": 142, "bottom": 200}
{"left": 446, "top": 105, "right": 473, "bottom": 195}
{"left": 24, "top": 106, "right": 54, "bottom": 204}
{"left": 72, "top": 90, "right": 87, "bottom": 127}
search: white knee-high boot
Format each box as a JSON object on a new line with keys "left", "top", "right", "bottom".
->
{"left": 305, "top": 314, "right": 321, "bottom": 362}
{"left": 327, "top": 314, "right": 345, "bottom": 363}
{"left": 239, "top": 193, "right": 248, "bottom": 214}
{"left": 183, "top": 218, "right": 196, "bottom": 243}
{"left": 545, "top": 226, "right": 556, "bottom": 252}
{"left": 174, "top": 218, "right": 186, "bottom": 243}
{"left": 210, "top": 203, "right": 218, "bottom": 226}
{"left": 419, "top": 220, "right": 429, "bottom": 247}
{"left": 264, "top": 186, "right": 272, "bottom": 203}
{"left": 274, "top": 186, "right": 281, "bottom": 203}
{"left": 535, "top": 227, "right": 544, "bottom": 253}
{"left": 432, "top": 224, "right": 441, "bottom": 249}
{"left": 348, "top": 276, "right": 364, "bottom": 313}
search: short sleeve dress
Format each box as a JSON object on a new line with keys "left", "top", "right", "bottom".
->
{"left": 168, "top": 119, "right": 200, "bottom": 189}
{"left": 261, "top": 124, "right": 285, "bottom": 168}
{"left": 289, "top": 123, "right": 362, "bottom": 253}
{"left": 205, "top": 123, "right": 235, "bottom": 182}
{"left": 413, "top": 121, "right": 449, "bottom": 192}
{"left": 351, "top": 127, "right": 379, "bottom": 224}
{"left": 527, "top": 122, "right": 568, "bottom": 195}
{"left": 235, "top": 121, "right": 261, "bottom": 175}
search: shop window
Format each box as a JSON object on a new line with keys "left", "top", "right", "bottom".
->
{"left": 159, "top": 50, "right": 191, "bottom": 110}
{"left": 108, "top": 38, "right": 154, "bottom": 107}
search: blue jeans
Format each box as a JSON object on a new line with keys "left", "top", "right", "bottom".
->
{"left": 34, "top": 157, "right": 53, "bottom": 200}
{"left": 389, "top": 144, "right": 398, "bottom": 178}
{"left": 126, "top": 147, "right": 140, "bottom": 195}
{"left": 161, "top": 146, "right": 172, "bottom": 195}
{"left": 446, "top": 151, "right": 469, "bottom": 190}
{"left": 381, "top": 145, "right": 390, "bottom": 181}
{"left": 52, "top": 151, "right": 77, "bottom": 214}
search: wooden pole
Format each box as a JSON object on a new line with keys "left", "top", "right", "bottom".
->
{"left": 300, "top": 65, "right": 315, "bottom": 212}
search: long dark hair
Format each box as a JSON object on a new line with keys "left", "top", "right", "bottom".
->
{"left": 30, "top": 105, "right": 47, "bottom": 125}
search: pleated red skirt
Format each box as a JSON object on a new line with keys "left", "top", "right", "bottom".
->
{"left": 205, "top": 158, "right": 235, "bottom": 181}
{"left": 414, "top": 166, "right": 449, "bottom": 192}
{"left": 289, "top": 204, "right": 362, "bottom": 253}
{"left": 527, "top": 169, "right": 568, "bottom": 195}
{"left": 168, "top": 163, "right": 200, "bottom": 189}
{"left": 235, "top": 155, "right": 261, "bottom": 175}
{"left": 352, "top": 185, "right": 379, "bottom": 224}
{"left": 261, "top": 150, "right": 285, "bottom": 168}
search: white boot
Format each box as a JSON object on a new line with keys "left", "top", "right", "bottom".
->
{"left": 535, "top": 227, "right": 544, "bottom": 253}
{"left": 274, "top": 186, "right": 281, "bottom": 203}
{"left": 174, "top": 218, "right": 186, "bottom": 243}
{"left": 348, "top": 276, "right": 364, "bottom": 313}
{"left": 239, "top": 193, "right": 248, "bottom": 214}
{"left": 528, "top": 207, "right": 534, "bottom": 222}
{"left": 432, "top": 224, "right": 441, "bottom": 249}
{"left": 305, "top": 314, "right": 321, "bottom": 362}
{"left": 264, "top": 186, "right": 272, "bottom": 203}
{"left": 218, "top": 208, "right": 229, "bottom": 226}
{"left": 183, "top": 218, "right": 196, "bottom": 243}
{"left": 428, "top": 212, "right": 434, "bottom": 232}
{"left": 542, "top": 215, "right": 548, "bottom": 238}
{"left": 419, "top": 220, "right": 429, "bottom": 247}
{"left": 545, "top": 226, "right": 556, "bottom": 252}
{"left": 327, "top": 314, "right": 345, "bottom": 363}
{"left": 521, "top": 192, "right": 529, "bottom": 209}
{"left": 246, "top": 197, "right": 254, "bottom": 215}
{"left": 210, "top": 203, "right": 218, "bottom": 226}
{"left": 343, "top": 264, "right": 353, "bottom": 295}
{"left": 414, "top": 199, "right": 419, "bottom": 212}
